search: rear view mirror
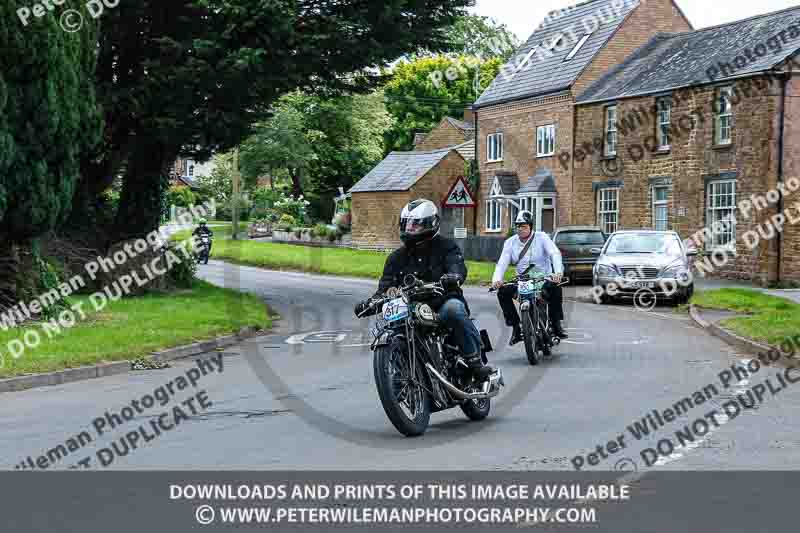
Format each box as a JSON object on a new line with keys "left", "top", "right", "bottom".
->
{"left": 590, "top": 247, "right": 602, "bottom": 255}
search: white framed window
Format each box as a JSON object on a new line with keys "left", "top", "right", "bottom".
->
{"left": 706, "top": 180, "right": 736, "bottom": 250}
{"left": 652, "top": 186, "right": 669, "bottom": 231}
{"left": 487, "top": 133, "right": 504, "bottom": 162}
{"left": 716, "top": 87, "right": 733, "bottom": 145}
{"left": 536, "top": 125, "right": 556, "bottom": 157}
{"left": 565, "top": 33, "right": 592, "bottom": 61}
{"left": 597, "top": 188, "right": 619, "bottom": 234}
{"left": 657, "top": 98, "right": 671, "bottom": 150}
{"left": 605, "top": 106, "right": 618, "bottom": 157}
{"left": 485, "top": 200, "right": 503, "bottom": 232}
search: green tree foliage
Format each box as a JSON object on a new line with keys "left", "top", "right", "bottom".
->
{"left": 0, "top": 1, "right": 102, "bottom": 306}
{"left": 446, "top": 15, "right": 520, "bottom": 61}
{"left": 241, "top": 91, "right": 391, "bottom": 222}
{"left": 0, "top": 1, "right": 101, "bottom": 241}
{"left": 165, "top": 186, "right": 197, "bottom": 208}
{"left": 75, "top": 0, "right": 472, "bottom": 242}
{"left": 383, "top": 55, "right": 501, "bottom": 151}
{"left": 196, "top": 153, "right": 236, "bottom": 206}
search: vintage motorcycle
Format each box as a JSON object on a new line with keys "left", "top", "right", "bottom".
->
{"left": 196, "top": 235, "right": 211, "bottom": 265}
{"left": 357, "top": 274, "right": 504, "bottom": 437}
{"left": 490, "top": 265, "right": 568, "bottom": 366}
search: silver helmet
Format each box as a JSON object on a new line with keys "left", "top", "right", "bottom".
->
{"left": 514, "top": 210, "right": 534, "bottom": 228}
{"left": 399, "top": 199, "right": 440, "bottom": 246}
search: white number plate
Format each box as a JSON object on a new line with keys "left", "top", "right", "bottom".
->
{"left": 382, "top": 297, "right": 409, "bottom": 322}
{"left": 623, "top": 280, "right": 656, "bottom": 289}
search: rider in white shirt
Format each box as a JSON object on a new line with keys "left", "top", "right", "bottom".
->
{"left": 491, "top": 211, "right": 568, "bottom": 345}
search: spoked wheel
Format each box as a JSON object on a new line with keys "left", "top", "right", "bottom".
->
{"left": 521, "top": 310, "right": 539, "bottom": 365}
{"left": 373, "top": 343, "right": 431, "bottom": 437}
{"left": 460, "top": 396, "right": 491, "bottom": 421}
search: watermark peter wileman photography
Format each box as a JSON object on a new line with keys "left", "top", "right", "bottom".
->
{"left": 17, "top": 0, "right": 121, "bottom": 33}
{"left": 14, "top": 354, "right": 223, "bottom": 470}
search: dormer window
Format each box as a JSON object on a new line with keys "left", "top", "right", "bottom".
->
{"left": 565, "top": 32, "right": 593, "bottom": 61}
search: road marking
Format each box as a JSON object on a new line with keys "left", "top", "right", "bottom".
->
{"left": 652, "top": 358, "right": 751, "bottom": 467}
{"left": 285, "top": 331, "right": 351, "bottom": 344}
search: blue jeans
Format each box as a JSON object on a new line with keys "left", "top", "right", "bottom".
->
{"left": 438, "top": 298, "right": 482, "bottom": 356}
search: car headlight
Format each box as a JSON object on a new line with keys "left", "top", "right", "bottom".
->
{"left": 595, "top": 264, "right": 618, "bottom": 277}
{"left": 661, "top": 263, "right": 689, "bottom": 280}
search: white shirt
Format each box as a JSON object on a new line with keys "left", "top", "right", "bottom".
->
{"left": 492, "top": 231, "right": 564, "bottom": 284}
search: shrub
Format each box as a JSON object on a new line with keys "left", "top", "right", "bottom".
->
{"left": 274, "top": 195, "right": 311, "bottom": 222}
{"left": 312, "top": 224, "right": 330, "bottom": 238}
{"left": 164, "top": 241, "right": 197, "bottom": 289}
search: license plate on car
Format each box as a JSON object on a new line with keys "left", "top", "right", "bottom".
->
{"left": 625, "top": 281, "right": 656, "bottom": 289}
{"left": 573, "top": 264, "right": 592, "bottom": 271}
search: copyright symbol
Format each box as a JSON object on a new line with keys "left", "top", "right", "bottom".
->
{"left": 601, "top": 157, "right": 623, "bottom": 177}
{"left": 633, "top": 288, "right": 657, "bottom": 312}
{"left": 195, "top": 505, "right": 215, "bottom": 525}
{"left": 60, "top": 9, "right": 84, "bottom": 32}
{"left": 614, "top": 457, "right": 638, "bottom": 472}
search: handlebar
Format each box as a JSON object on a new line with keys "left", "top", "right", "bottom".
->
{"left": 488, "top": 273, "right": 569, "bottom": 292}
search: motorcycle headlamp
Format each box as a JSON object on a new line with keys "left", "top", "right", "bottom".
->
{"left": 414, "top": 303, "right": 435, "bottom": 322}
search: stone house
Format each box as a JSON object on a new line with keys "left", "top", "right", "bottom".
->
{"left": 571, "top": 5, "right": 800, "bottom": 283}
{"left": 349, "top": 114, "right": 476, "bottom": 250}
{"left": 473, "top": 0, "right": 692, "bottom": 237}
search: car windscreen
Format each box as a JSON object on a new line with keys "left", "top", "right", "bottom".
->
{"left": 554, "top": 231, "right": 606, "bottom": 245}
{"left": 605, "top": 234, "right": 682, "bottom": 256}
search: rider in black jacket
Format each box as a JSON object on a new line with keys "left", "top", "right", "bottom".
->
{"left": 192, "top": 219, "right": 214, "bottom": 259}
{"left": 354, "top": 199, "right": 494, "bottom": 380}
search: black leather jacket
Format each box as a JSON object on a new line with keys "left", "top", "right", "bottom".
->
{"left": 372, "top": 235, "right": 469, "bottom": 313}
{"left": 192, "top": 226, "right": 214, "bottom": 238}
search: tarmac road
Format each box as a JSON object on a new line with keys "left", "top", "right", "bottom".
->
{"left": 2, "top": 260, "right": 799, "bottom": 472}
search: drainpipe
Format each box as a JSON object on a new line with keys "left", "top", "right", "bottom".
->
{"left": 776, "top": 73, "right": 788, "bottom": 283}
{"left": 473, "top": 106, "right": 479, "bottom": 237}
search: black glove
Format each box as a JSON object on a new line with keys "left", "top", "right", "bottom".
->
{"left": 354, "top": 300, "right": 372, "bottom": 317}
{"left": 440, "top": 273, "right": 463, "bottom": 291}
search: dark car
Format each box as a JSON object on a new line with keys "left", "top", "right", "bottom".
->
{"left": 552, "top": 226, "right": 607, "bottom": 282}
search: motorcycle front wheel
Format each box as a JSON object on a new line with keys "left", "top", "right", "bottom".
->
{"left": 373, "top": 343, "right": 431, "bottom": 437}
{"left": 521, "top": 309, "right": 539, "bottom": 365}
{"left": 460, "top": 397, "right": 490, "bottom": 421}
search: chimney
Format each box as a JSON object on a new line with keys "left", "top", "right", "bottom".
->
{"left": 463, "top": 107, "right": 475, "bottom": 125}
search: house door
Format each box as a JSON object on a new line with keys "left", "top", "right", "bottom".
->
{"left": 440, "top": 207, "right": 464, "bottom": 237}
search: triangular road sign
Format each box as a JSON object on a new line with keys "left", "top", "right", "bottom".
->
{"left": 442, "top": 176, "right": 476, "bottom": 207}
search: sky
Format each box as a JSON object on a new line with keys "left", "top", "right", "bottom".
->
{"left": 471, "top": 0, "right": 800, "bottom": 43}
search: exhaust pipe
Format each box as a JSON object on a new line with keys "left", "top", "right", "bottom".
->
{"left": 425, "top": 363, "right": 504, "bottom": 401}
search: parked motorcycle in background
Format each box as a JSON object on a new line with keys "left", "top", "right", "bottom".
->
{"left": 356, "top": 274, "right": 505, "bottom": 437}
{"left": 490, "top": 265, "right": 569, "bottom": 365}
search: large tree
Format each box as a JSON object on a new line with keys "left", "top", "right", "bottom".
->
{"left": 0, "top": 1, "right": 102, "bottom": 306}
{"left": 446, "top": 14, "right": 520, "bottom": 61}
{"left": 240, "top": 90, "right": 391, "bottom": 222}
{"left": 72, "top": 0, "right": 473, "bottom": 244}
{"left": 383, "top": 54, "right": 501, "bottom": 151}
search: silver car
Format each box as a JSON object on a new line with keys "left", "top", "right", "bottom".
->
{"left": 592, "top": 230, "right": 697, "bottom": 305}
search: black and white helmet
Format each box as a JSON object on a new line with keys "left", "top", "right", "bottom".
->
{"left": 515, "top": 210, "right": 534, "bottom": 227}
{"left": 399, "top": 199, "right": 440, "bottom": 246}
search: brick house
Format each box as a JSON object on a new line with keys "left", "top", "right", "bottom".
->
{"left": 349, "top": 115, "right": 476, "bottom": 250}
{"left": 571, "top": 6, "right": 800, "bottom": 283}
{"left": 473, "top": 0, "right": 692, "bottom": 237}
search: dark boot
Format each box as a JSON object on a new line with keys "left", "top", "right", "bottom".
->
{"left": 552, "top": 321, "right": 568, "bottom": 339}
{"left": 464, "top": 352, "right": 495, "bottom": 381}
{"left": 509, "top": 323, "right": 523, "bottom": 346}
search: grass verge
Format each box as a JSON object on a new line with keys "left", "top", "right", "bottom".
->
{"left": 0, "top": 280, "right": 271, "bottom": 379}
{"left": 172, "top": 222, "right": 509, "bottom": 284}
{"left": 691, "top": 289, "right": 800, "bottom": 346}
{"left": 191, "top": 238, "right": 508, "bottom": 285}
